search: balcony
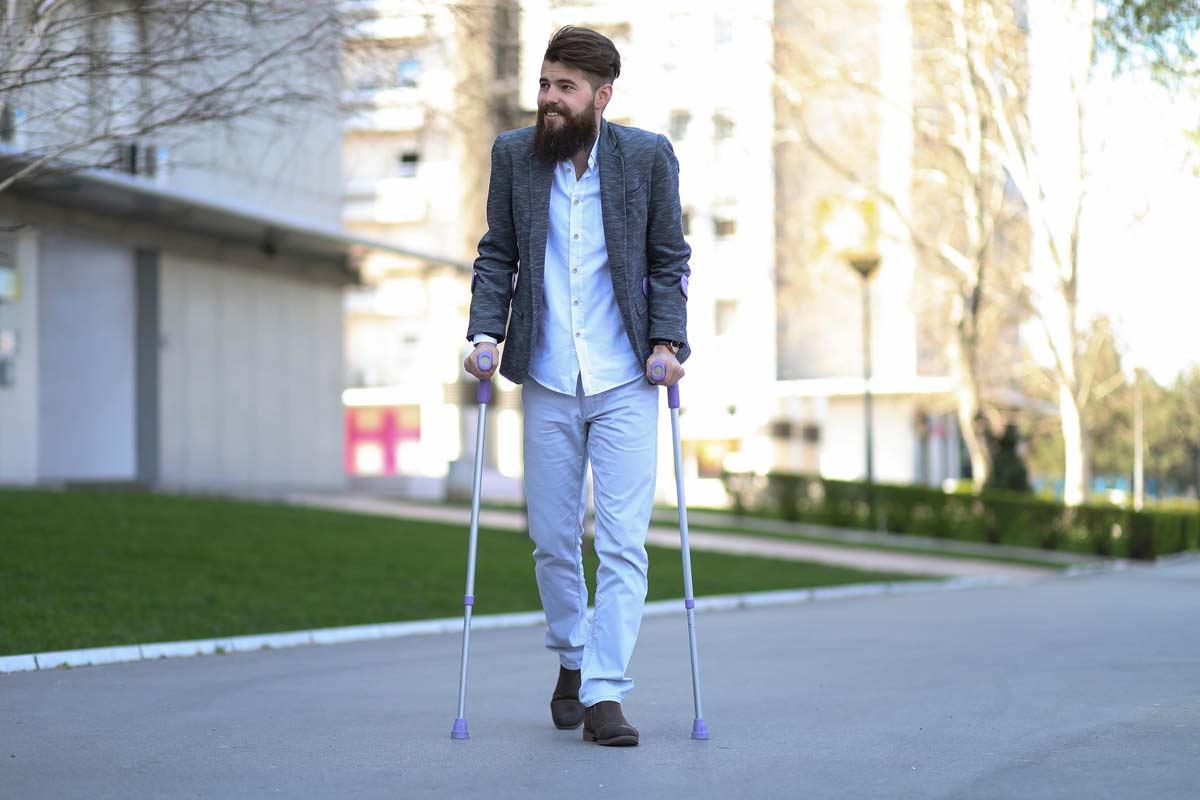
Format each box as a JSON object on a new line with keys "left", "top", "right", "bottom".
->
{"left": 343, "top": 177, "right": 428, "bottom": 224}
{"left": 343, "top": 87, "right": 425, "bottom": 132}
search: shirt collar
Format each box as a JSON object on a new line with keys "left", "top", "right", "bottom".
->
{"left": 586, "top": 132, "right": 599, "bottom": 172}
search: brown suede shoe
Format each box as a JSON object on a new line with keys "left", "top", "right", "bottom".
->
{"left": 550, "top": 666, "right": 584, "bottom": 730}
{"left": 582, "top": 701, "right": 639, "bottom": 746}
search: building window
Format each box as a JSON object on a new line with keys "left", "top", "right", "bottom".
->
{"left": 395, "top": 58, "right": 421, "bottom": 89}
{"left": 714, "top": 216, "right": 737, "bottom": 238}
{"left": 713, "top": 113, "right": 735, "bottom": 140}
{"left": 715, "top": 14, "right": 734, "bottom": 46}
{"left": 669, "top": 110, "right": 691, "bottom": 141}
{"left": 714, "top": 299, "right": 738, "bottom": 336}
{"left": 397, "top": 151, "right": 420, "bottom": 177}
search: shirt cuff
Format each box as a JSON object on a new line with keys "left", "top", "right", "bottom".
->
{"left": 472, "top": 334, "right": 499, "bottom": 345}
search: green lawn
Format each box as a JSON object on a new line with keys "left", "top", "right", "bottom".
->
{"left": 0, "top": 490, "right": 928, "bottom": 655}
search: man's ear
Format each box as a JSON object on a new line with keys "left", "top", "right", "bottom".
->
{"left": 594, "top": 84, "right": 613, "bottom": 112}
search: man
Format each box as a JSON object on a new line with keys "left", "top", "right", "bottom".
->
{"left": 463, "top": 26, "right": 691, "bottom": 747}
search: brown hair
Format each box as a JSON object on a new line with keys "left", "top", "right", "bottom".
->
{"left": 543, "top": 26, "right": 621, "bottom": 90}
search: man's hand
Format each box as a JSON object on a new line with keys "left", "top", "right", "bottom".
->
{"left": 645, "top": 345, "right": 685, "bottom": 387}
{"left": 465, "top": 342, "right": 499, "bottom": 380}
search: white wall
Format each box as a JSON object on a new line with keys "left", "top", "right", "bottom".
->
{"left": 36, "top": 229, "right": 138, "bottom": 481}
{"left": 159, "top": 254, "right": 345, "bottom": 490}
{"left": 0, "top": 225, "right": 41, "bottom": 483}
{"left": 821, "top": 395, "right": 919, "bottom": 485}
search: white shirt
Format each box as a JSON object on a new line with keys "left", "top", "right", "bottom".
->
{"left": 476, "top": 135, "right": 642, "bottom": 397}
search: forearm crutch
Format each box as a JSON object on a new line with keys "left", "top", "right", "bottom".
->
{"left": 451, "top": 350, "right": 493, "bottom": 741}
{"left": 650, "top": 361, "right": 710, "bottom": 741}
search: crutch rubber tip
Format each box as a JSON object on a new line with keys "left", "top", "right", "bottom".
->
{"left": 451, "top": 718, "right": 470, "bottom": 740}
{"left": 691, "top": 718, "right": 710, "bottom": 740}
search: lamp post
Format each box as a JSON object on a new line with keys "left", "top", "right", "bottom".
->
{"left": 850, "top": 253, "right": 881, "bottom": 522}
{"left": 818, "top": 196, "right": 883, "bottom": 530}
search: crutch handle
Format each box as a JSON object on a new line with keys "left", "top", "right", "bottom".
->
{"left": 649, "top": 360, "right": 681, "bottom": 409}
{"left": 476, "top": 351, "right": 493, "bottom": 404}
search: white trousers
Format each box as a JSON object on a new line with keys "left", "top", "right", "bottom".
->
{"left": 522, "top": 375, "right": 659, "bottom": 706}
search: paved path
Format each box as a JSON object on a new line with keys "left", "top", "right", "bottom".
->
{"left": 3, "top": 557, "right": 1197, "bottom": 798}
{"left": 286, "top": 494, "right": 1056, "bottom": 579}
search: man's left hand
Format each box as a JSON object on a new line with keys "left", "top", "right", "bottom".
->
{"left": 645, "top": 345, "right": 685, "bottom": 387}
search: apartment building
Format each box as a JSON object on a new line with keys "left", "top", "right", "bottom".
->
{"left": 339, "top": 0, "right": 525, "bottom": 498}
{"left": 0, "top": 2, "right": 386, "bottom": 492}
{"left": 340, "top": 0, "right": 1025, "bottom": 499}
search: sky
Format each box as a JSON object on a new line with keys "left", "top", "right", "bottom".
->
{"left": 1077, "top": 66, "right": 1200, "bottom": 384}
{"left": 1027, "top": 4, "right": 1200, "bottom": 386}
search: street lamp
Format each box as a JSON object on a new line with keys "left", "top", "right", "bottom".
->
{"left": 817, "top": 196, "right": 883, "bottom": 529}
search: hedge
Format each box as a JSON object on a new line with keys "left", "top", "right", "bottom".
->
{"left": 722, "top": 472, "right": 1200, "bottom": 561}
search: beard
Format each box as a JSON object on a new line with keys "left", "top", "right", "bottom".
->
{"left": 532, "top": 101, "right": 598, "bottom": 165}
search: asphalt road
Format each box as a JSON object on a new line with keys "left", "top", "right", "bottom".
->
{"left": 3, "top": 558, "right": 1198, "bottom": 799}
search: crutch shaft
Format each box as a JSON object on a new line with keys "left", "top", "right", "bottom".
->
{"left": 451, "top": 351, "right": 493, "bottom": 740}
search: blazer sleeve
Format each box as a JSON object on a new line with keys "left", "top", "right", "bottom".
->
{"left": 645, "top": 134, "right": 692, "bottom": 349}
{"left": 466, "top": 136, "right": 518, "bottom": 343}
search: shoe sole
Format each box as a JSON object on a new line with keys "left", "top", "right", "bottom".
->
{"left": 583, "top": 731, "right": 639, "bottom": 747}
{"left": 554, "top": 719, "right": 584, "bottom": 730}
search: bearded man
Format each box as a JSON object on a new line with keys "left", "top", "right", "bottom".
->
{"left": 463, "top": 25, "right": 691, "bottom": 747}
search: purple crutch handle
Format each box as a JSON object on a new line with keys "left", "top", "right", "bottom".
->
{"left": 650, "top": 360, "right": 682, "bottom": 409}
{"left": 476, "top": 351, "right": 493, "bottom": 404}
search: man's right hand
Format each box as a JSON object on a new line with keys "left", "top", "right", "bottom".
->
{"left": 464, "top": 342, "right": 499, "bottom": 380}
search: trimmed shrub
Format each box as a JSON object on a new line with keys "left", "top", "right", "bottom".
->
{"left": 721, "top": 471, "right": 1200, "bottom": 560}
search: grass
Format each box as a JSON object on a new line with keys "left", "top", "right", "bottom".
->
{"left": 0, "top": 489, "right": 929, "bottom": 656}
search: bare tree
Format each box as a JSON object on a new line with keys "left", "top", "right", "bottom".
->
{"left": 776, "top": 0, "right": 1198, "bottom": 504}
{"left": 0, "top": 0, "right": 355, "bottom": 192}
{"left": 773, "top": 0, "right": 1030, "bottom": 490}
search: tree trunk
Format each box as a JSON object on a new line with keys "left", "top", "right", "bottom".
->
{"left": 1060, "top": 382, "right": 1089, "bottom": 505}
{"left": 947, "top": 284, "right": 991, "bottom": 490}
{"left": 951, "top": 333, "right": 991, "bottom": 490}
{"left": 956, "top": 381, "right": 991, "bottom": 491}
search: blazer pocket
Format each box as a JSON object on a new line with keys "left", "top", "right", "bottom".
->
{"left": 625, "top": 181, "right": 647, "bottom": 201}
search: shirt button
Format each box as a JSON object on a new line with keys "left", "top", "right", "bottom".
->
{"left": 575, "top": 332, "right": 581, "bottom": 337}
{"left": 575, "top": 199, "right": 581, "bottom": 205}
{"left": 573, "top": 299, "right": 579, "bottom": 305}
{"left": 572, "top": 268, "right": 579, "bottom": 273}
{"left": 573, "top": 234, "right": 579, "bottom": 240}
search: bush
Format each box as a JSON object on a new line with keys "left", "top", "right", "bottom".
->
{"left": 722, "top": 471, "right": 1200, "bottom": 561}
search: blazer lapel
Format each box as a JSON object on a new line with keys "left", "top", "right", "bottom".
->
{"left": 528, "top": 152, "right": 554, "bottom": 321}
{"left": 597, "top": 120, "right": 629, "bottom": 312}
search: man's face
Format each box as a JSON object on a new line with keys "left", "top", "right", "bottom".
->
{"left": 533, "top": 59, "right": 605, "bottom": 164}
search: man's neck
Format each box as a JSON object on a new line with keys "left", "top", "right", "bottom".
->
{"left": 571, "top": 125, "right": 600, "bottom": 177}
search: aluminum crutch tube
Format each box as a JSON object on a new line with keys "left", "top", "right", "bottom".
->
{"left": 451, "top": 350, "right": 493, "bottom": 740}
{"left": 650, "top": 360, "right": 710, "bottom": 741}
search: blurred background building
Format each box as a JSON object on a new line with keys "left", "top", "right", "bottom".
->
{"left": 338, "top": 0, "right": 978, "bottom": 504}
{"left": 0, "top": 1, "right": 417, "bottom": 493}
{"left": 16, "top": 1, "right": 1175, "bottom": 505}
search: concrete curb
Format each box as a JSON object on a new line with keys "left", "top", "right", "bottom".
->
{"left": 1063, "top": 559, "right": 1132, "bottom": 577}
{"left": 0, "top": 575, "right": 1017, "bottom": 676}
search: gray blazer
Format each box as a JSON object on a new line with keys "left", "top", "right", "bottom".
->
{"left": 466, "top": 119, "right": 692, "bottom": 385}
